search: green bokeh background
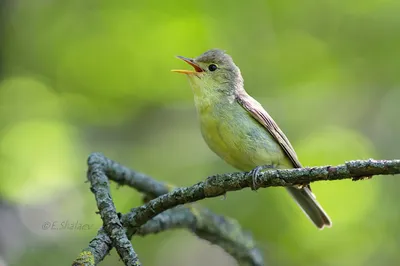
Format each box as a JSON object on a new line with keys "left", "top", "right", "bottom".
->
{"left": 1, "top": 1, "right": 400, "bottom": 265}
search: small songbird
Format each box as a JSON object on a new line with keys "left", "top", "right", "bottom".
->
{"left": 172, "top": 49, "right": 331, "bottom": 229}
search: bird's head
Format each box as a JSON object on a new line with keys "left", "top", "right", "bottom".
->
{"left": 172, "top": 49, "right": 243, "bottom": 97}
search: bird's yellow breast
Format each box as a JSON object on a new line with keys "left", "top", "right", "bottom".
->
{"left": 195, "top": 98, "right": 292, "bottom": 171}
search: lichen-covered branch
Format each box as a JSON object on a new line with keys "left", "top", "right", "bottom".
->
{"left": 82, "top": 156, "right": 141, "bottom": 266}
{"left": 74, "top": 153, "right": 400, "bottom": 266}
{"left": 74, "top": 153, "right": 263, "bottom": 266}
{"left": 125, "top": 158, "right": 400, "bottom": 232}
{"left": 72, "top": 228, "right": 111, "bottom": 266}
{"left": 100, "top": 154, "right": 170, "bottom": 199}
{"left": 74, "top": 206, "right": 263, "bottom": 266}
{"left": 135, "top": 206, "right": 263, "bottom": 265}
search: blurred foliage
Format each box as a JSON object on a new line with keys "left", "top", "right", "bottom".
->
{"left": 1, "top": 0, "right": 400, "bottom": 265}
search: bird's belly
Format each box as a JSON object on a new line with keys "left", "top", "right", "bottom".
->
{"left": 199, "top": 105, "right": 291, "bottom": 171}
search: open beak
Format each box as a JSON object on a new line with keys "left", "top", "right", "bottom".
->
{"left": 171, "top": 56, "right": 204, "bottom": 74}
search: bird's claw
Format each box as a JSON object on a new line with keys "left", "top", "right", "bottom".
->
{"left": 249, "top": 165, "right": 274, "bottom": 191}
{"left": 352, "top": 175, "right": 372, "bottom": 181}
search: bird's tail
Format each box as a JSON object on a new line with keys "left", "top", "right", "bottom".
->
{"left": 286, "top": 186, "right": 332, "bottom": 229}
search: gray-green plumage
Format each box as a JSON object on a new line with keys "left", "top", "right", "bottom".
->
{"left": 173, "top": 49, "right": 331, "bottom": 229}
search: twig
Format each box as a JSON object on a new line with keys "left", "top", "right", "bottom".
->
{"left": 125, "top": 158, "right": 400, "bottom": 232}
{"left": 135, "top": 206, "right": 263, "bottom": 265}
{"left": 84, "top": 157, "right": 141, "bottom": 266}
{"left": 72, "top": 228, "right": 111, "bottom": 266}
{"left": 101, "top": 154, "right": 170, "bottom": 199}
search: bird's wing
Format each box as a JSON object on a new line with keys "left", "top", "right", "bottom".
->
{"left": 236, "top": 91, "right": 303, "bottom": 169}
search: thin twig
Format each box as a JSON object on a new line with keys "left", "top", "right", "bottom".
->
{"left": 135, "top": 206, "right": 263, "bottom": 265}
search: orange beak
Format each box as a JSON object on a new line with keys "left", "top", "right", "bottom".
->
{"left": 171, "top": 56, "right": 204, "bottom": 74}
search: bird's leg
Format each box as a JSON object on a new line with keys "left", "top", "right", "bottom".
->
{"left": 249, "top": 165, "right": 274, "bottom": 191}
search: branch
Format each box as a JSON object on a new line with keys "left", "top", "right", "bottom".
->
{"left": 101, "top": 154, "right": 170, "bottom": 199}
{"left": 82, "top": 157, "right": 141, "bottom": 266}
{"left": 135, "top": 206, "right": 263, "bottom": 265}
{"left": 72, "top": 228, "right": 111, "bottom": 266}
{"left": 74, "top": 153, "right": 263, "bottom": 266}
{"left": 75, "top": 153, "right": 400, "bottom": 265}
{"left": 124, "top": 158, "right": 400, "bottom": 233}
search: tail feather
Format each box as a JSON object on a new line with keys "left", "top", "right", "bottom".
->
{"left": 286, "top": 186, "right": 332, "bottom": 229}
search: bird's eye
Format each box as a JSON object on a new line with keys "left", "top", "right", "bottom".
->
{"left": 208, "top": 64, "right": 218, "bottom": 72}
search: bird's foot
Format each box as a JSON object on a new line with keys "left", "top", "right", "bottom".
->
{"left": 352, "top": 175, "right": 372, "bottom": 181}
{"left": 248, "top": 165, "right": 274, "bottom": 191}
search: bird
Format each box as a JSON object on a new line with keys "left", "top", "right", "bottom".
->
{"left": 172, "top": 49, "right": 331, "bottom": 229}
